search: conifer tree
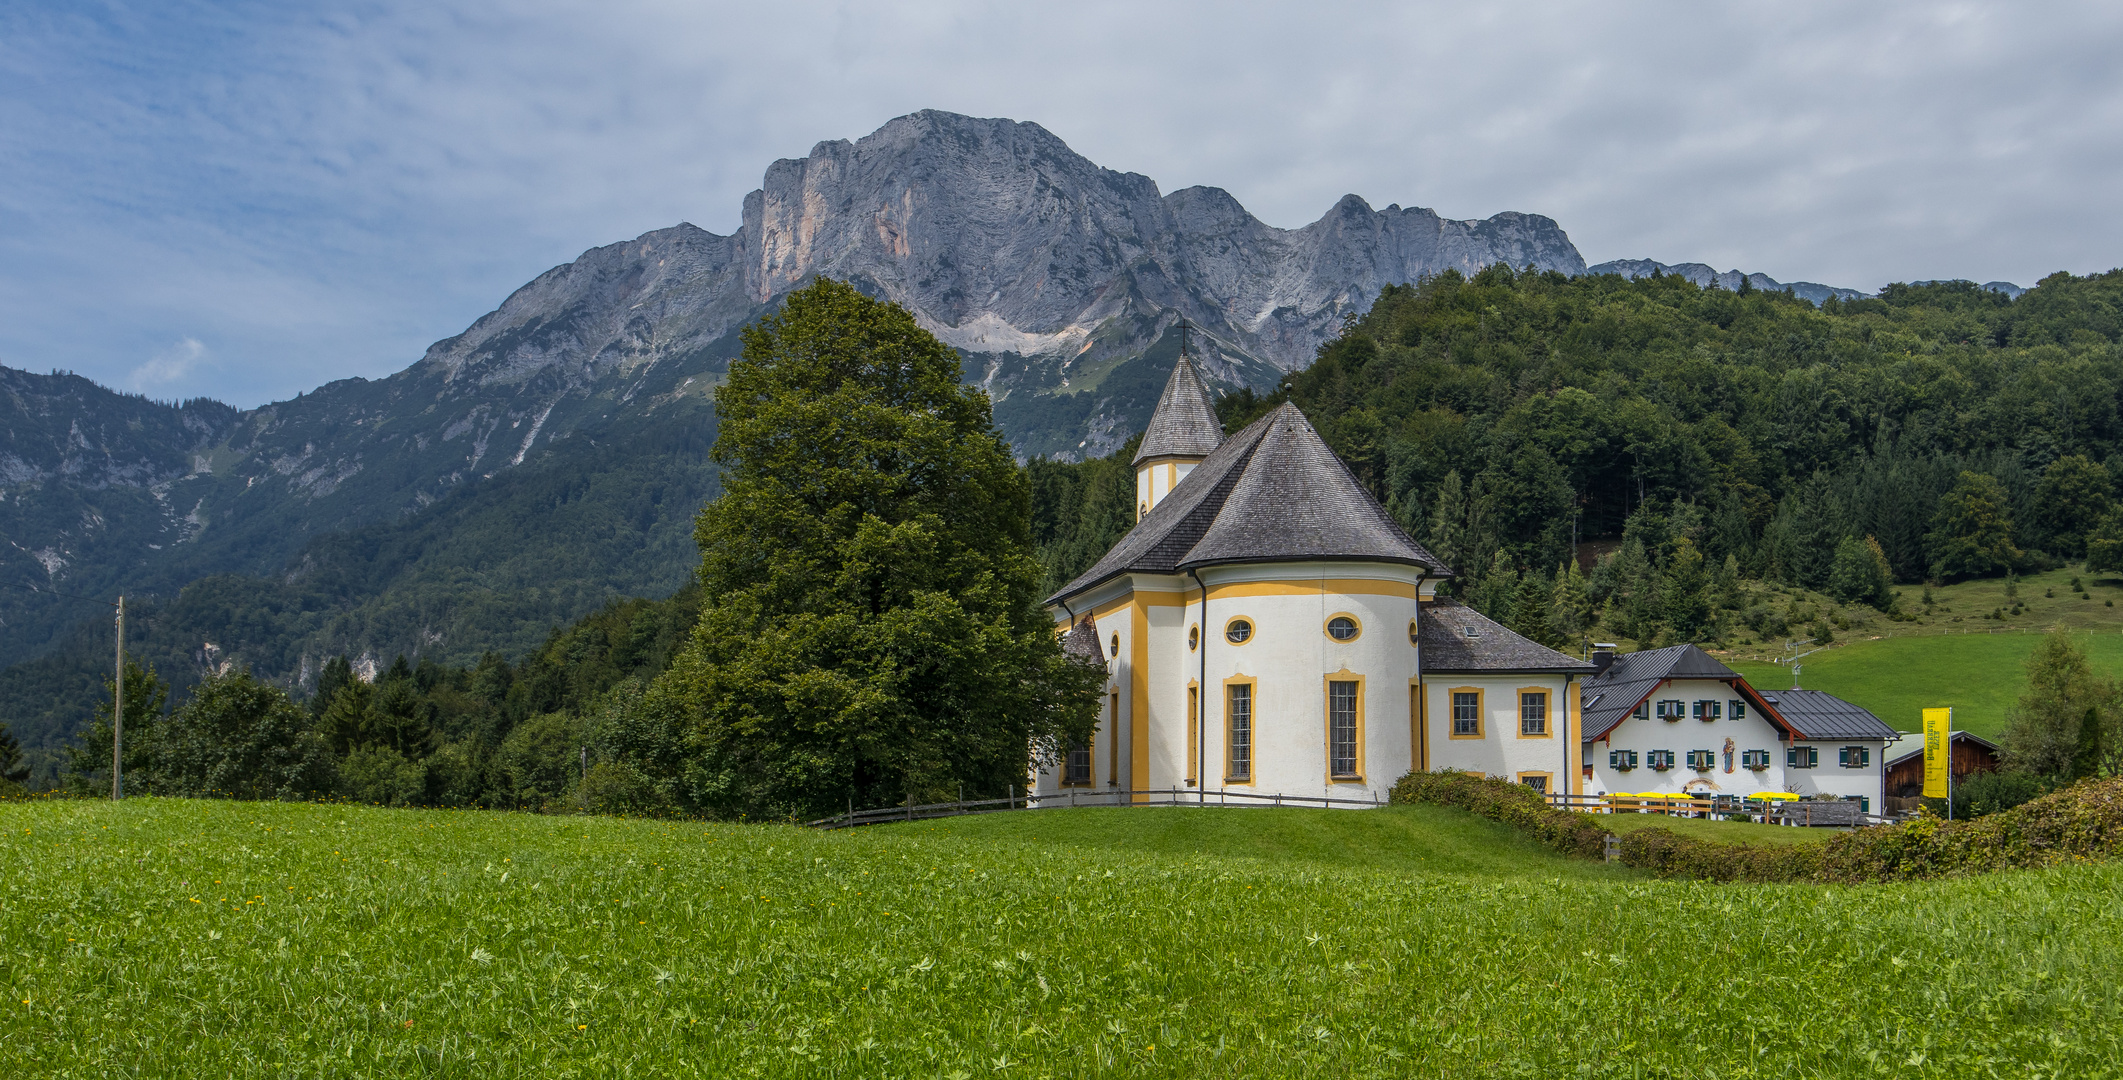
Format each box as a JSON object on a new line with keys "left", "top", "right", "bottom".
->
{"left": 0, "top": 722, "right": 29, "bottom": 787}
{"left": 1662, "top": 538, "right": 1711, "bottom": 641}
{"left": 1548, "top": 562, "right": 1593, "bottom": 645}
{"left": 2001, "top": 630, "right": 2111, "bottom": 780}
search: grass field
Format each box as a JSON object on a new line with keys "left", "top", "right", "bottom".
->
{"left": 4, "top": 798, "right": 2120, "bottom": 1078}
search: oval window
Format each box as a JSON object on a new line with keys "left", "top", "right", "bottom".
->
{"left": 1109, "top": 633, "right": 1120, "bottom": 659}
{"left": 1225, "top": 619, "right": 1253, "bottom": 644}
{"left": 1327, "top": 616, "right": 1360, "bottom": 641}
{"left": 1188, "top": 625, "right": 1200, "bottom": 651}
{"left": 1408, "top": 618, "right": 1419, "bottom": 645}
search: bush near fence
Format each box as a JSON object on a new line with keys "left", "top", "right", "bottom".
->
{"left": 1387, "top": 770, "right": 1608, "bottom": 859}
{"left": 1391, "top": 770, "right": 2123, "bottom": 884}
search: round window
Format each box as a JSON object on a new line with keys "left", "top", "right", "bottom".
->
{"left": 1188, "top": 625, "right": 1200, "bottom": 651}
{"left": 1408, "top": 618, "right": 1419, "bottom": 645}
{"left": 1225, "top": 619, "right": 1253, "bottom": 644}
{"left": 1327, "top": 615, "right": 1360, "bottom": 641}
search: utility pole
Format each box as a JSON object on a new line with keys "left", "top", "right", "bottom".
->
{"left": 113, "top": 595, "right": 124, "bottom": 800}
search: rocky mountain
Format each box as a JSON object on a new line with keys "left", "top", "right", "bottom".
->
{"left": 428, "top": 110, "right": 1585, "bottom": 460}
{"left": 0, "top": 109, "right": 1583, "bottom": 766}
{"left": 1585, "top": 258, "right": 1869, "bottom": 305}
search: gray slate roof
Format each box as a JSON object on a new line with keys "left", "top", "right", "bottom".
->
{"left": 1579, "top": 644, "right": 1796, "bottom": 742}
{"left": 1757, "top": 689, "right": 1898, "bottom": 741}
{"left": 1060, "top": 614, "right": 1108, "bottom": 671}
{"left": 1051, "top": 402, "right": 1447, "bottom": 605}
{"left": 1417, "top": 601, "right": 1596, "bottom": 674}
{"left": 1132, "top": 354, "right": 1223, "bottom": 465}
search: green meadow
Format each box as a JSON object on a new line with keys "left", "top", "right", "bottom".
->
{"left": 4, "top": 799, "right": 2120, "bottom": 1078}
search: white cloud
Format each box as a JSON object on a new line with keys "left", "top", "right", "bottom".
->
{"left": 3, "top": 0, "right": 2122, "bottom": 405}
{"left": 129, "top": 337, "right": 208, "bottom": 390}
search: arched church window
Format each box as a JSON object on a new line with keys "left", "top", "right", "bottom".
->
{"left": 1325, "top": 614, "right": 1361, "bottom": 642}
{"left": 1224, "top": 618, "right": 1253, "bottom": 644}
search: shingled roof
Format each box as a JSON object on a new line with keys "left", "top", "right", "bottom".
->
{"left": 1132, "top": 353, "right": 1223, "bottom": 465}
{"left": 1417, "top": 601, "right": 1595, "bottom": 674}
{"left": 1050, "top": 402, "right": 1447, "bottom": 605}
{"left": 1060, "top": 614, "right": 1108, "bottom": 672}
{"left": 1757, "top": 689, "right": 1898, "bottom": 741}
{"left": 1579, "top": 644, "right": 1796, "bottom": 742}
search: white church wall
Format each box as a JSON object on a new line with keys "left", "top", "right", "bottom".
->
{"left": 1585, "top": 678, "right": 1788, "bottom": 797}
{"left": 1421, "top": 676, "right": 1578, "bottom": 794}
{"left": 1187, "top": 564, "right": 1421, "bottom": 804}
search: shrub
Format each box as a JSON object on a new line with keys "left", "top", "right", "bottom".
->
{"left": 1389, "top": 770, "right": 1607, "bottom": 859}
{"left": 1818, "top": 778, "right": 2123, "bottom": 883}
{"left": 1616, "top": 828, "right": 1821, "bottom": 883}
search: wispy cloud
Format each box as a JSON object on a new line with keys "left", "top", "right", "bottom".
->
{"left": 2, "top": 1, "right": 2121, "bottom": 407}
{"left": 129, "top": 337, "right": 208, "bottom": 391}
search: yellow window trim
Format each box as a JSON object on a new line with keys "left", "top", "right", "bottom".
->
{"left": 1516, "top": 770, "right": 1555, "bottom": 794}
{"left": 1515, "top": 685, "right": 1554, "bottom": 739}
{"left": 1222, "top": 673, "right": 1257, "bottom": 786}
{"left": 1446, "top": 685, "right": 1486, "bottom": 739}
{"left": 1186, "top": 679, "right": 1200, "bottom": 787}
{"left": 1222, "top": 614, "right": 1258, "bottom": 647}
{"left": 1107, "top": 690, "right": 1119, "bottom": 788}
{"left": 1565, "top": 681, "right": 1581, "bottom": 796}
{"left": 1324, "top": 669, "right": 1366, "bottom": 784}
{"left": 1323, "top": 611, "right": 1363, "bottom": 643}
{"left": 1130, "top": 596, "right": 1150, "bottom": 803}
{"left": 1410, "top": 677, "right": 1428, "bottom": 772}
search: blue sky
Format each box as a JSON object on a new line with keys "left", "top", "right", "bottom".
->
{"left": 5, "top": 1, "right": 2121, "bottom": 407}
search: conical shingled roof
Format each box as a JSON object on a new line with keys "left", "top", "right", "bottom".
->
{"left": 1131, "top": 353, "right": 1223, "bottom": 465}
{"left": 1052, "top": 402, "right": 1446, "bottom": 605}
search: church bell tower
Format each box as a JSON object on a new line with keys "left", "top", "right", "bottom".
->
{"left": 1133, "top": 323, "right": 1224, "bottom": 519}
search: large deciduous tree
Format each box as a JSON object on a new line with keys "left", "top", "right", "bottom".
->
{"left": 1927, "top": 471, "right": 2022, "bottom": 581}
{"left": 648, "top": 279, "right": 1103, "bottom": 818}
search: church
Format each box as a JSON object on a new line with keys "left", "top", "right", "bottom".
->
{"left": 1038, "top": 346, "right": 1594, "bottom": 804}
{"left": 1035, "top": 347, "right": 1896, "bottom": 812}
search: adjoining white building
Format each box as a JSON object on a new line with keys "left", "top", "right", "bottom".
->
{"left": 1579, "top": 644, "right": 1896, "bottom": 813}
{"left": 1035, "top": 350, "right": 1896, "bottom": 814}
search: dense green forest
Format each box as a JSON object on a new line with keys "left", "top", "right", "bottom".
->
{"left": 13, "top": 265, "right": 2123, "bottom": 806}
{"left": 1037, "top": 266, "right": 2123, "bottom": 645}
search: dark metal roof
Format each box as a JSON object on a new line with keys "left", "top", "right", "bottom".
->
{"left": 1132, "top": 354, "right": 1223, "bottom": 465}
{"left": 1577, "top": 644, "right": 1799, "bottom": 742}
{"left": 1050, "top": 402, "right": 1447, "bottom": 604}
{"left": 1765, "top": 689, "right": 1899, "bottom": 741}
{"left": 1417, "top": 601, "right": 1595, "bottom": 674}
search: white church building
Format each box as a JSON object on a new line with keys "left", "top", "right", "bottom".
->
{"left": 1034, "top": 348, "right": 1895, "bottom": 814}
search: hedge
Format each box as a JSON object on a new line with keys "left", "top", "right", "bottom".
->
{"left": 1390, "top": 770, "right": 2123, "bottom": 884}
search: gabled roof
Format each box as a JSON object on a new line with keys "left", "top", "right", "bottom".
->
{"left": 1417, "top": 601, "right": 1595, "bottom": 674}
{"left": 1579, "top": 643, "right": 1795, "bottom": 742}
{"left": 1756, "top": 689, "right": 1899, "bottom": 741}
{"left": 1051, "top": 403, "right": 1447, "bottom": 605}
{"left": 1884, "top": 730, "right": 2000, "bottom": 770}
{"left": 1132, "top": 353, "right": 1223, "bottom": 465}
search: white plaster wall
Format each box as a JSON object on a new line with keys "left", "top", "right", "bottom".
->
{"left": 1134, "top": 460, "right": 1200, "bottom": 518}
{"left": 1188, "top": 563, "right": 1421, "bottom": 804}
{"left": 1584, "top": 678, "right": 1788, "bottom": 796}
{"left": 1782, "top": 741, "right": 1890, "bottom": 812}
{"left": 1423, "top": 676, "right": 1578, "bottom": 791}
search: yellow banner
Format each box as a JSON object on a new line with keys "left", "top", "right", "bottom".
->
{"left": 1922, "top": 707, "right": 1952, "bottom": 798}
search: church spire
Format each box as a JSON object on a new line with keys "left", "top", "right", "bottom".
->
{"left": 1132, "top": 320, "right": 1223, "bottom": 519}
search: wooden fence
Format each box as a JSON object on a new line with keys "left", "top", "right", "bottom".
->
{"left": 806, "top": 786, "right": 1385, "bottom": 829}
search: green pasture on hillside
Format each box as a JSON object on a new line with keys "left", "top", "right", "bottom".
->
{"left": 1726, "top": 632, "right": 2123, "bottom": 740}
{"left": 3, "top": 799, "right": 2119, "bottom": 1077}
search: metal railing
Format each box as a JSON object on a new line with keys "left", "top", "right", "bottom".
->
{"left": 807, "top": 785, "right": 1386, "bottom": 829}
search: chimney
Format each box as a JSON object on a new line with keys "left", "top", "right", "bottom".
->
{"left": 1590, "top": 643, "right": 1618, "bottom": 674}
